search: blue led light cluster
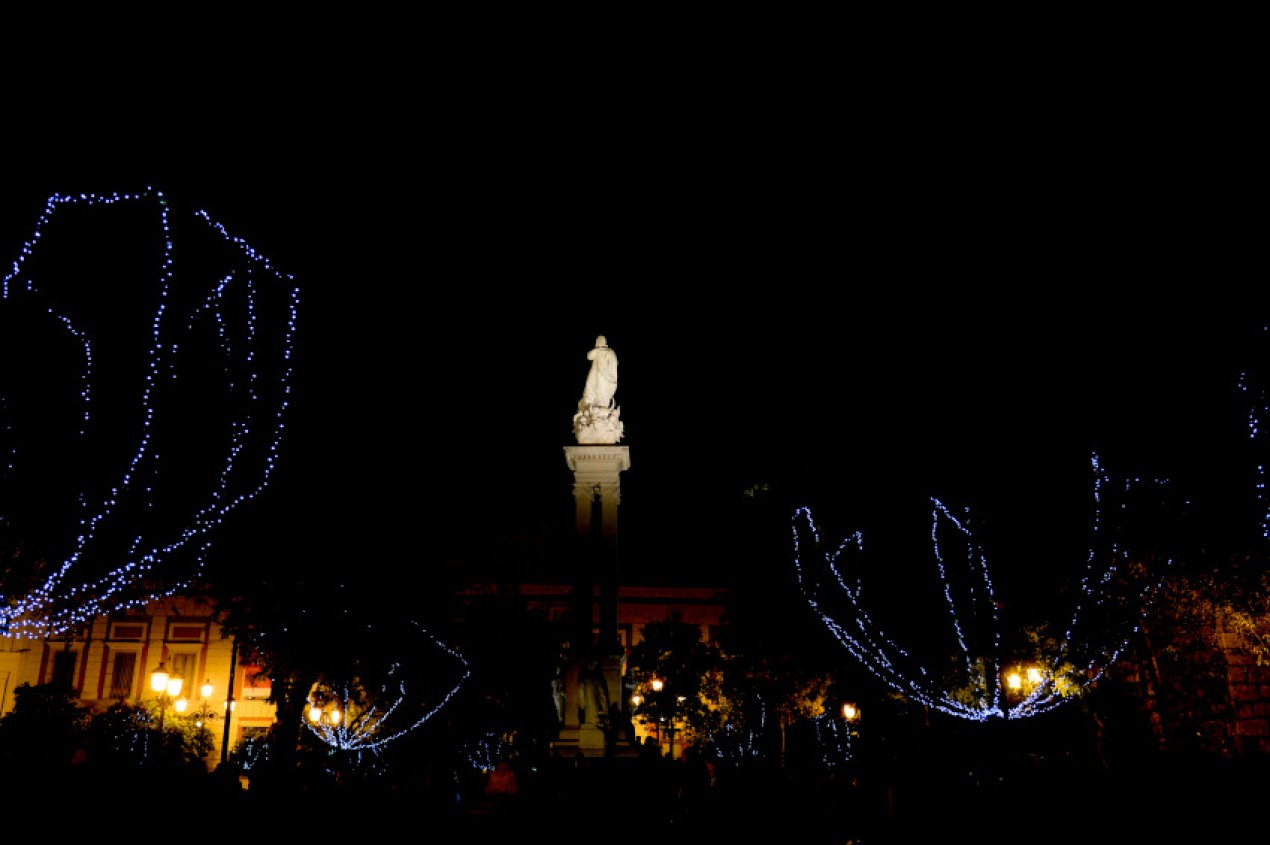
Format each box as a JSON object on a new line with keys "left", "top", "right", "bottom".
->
{"left": 1, "top": 190, "right": 300, "bottom": 638}
{"left": 1237, "top": 326, "right": 1270, "bottom": 541}
{"left": 303, "top": 626, "right": 471, "bottom": 756}
{"left": 793, "top": 452, "right": 1170, "bottom": 722}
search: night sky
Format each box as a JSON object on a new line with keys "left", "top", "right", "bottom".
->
{"left": 2, "top": 106, "right": 1261, "bottom": 620}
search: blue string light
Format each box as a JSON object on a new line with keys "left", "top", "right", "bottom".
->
{"left": 1, "top": 189, "right": 300, "bottom": 638}
{"left": 303, "top": 626, "right": 472, "bottom": 757}
{"left": 1236, "top": 325, "right": 1270, "bottom": 541}
{"left": 793, "top": 452, "right": 1170, "bottom": 722}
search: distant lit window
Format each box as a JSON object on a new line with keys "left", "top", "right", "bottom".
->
{"left": 110, "top": 652, "right": 137, "bottom": 699}
{"left": 171, "top": 653, "right": 197, "bottom": 688}
{"left": 110, "top": 623, "right": 146, "bottom": 640}
{"left": 168, "top": 624, "right": 206, "bottom": 642}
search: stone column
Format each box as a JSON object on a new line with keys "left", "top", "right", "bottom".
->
{"left": 565, "top": 445, "right": 629, "bottom": 648}
{"left": 560, "top": 444, "right": 629, "bottom": 756}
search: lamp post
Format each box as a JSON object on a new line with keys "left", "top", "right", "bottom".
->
{"left": 176, "top": 679, "right": 218, "bottom": 727}
{"left": 149, "top": 662, "right": 184, "bottom": 733}
{"left": 220, "top": 635, "right": 237, "bottom": 767}
{"left": 1002, "top": 662, "right": 1045, "bottom": 710}
{"left": 178, "top": 680, "right": 219, "bottom": 731}
{"left": 650, "top": 678, "right": 667, "bottom": 757}
{"left": 307, "top": 701, "right": 343, "bottom": 727}
{"left": 842, "top": 701, "right": 861, "bottom": 751}
{"left": 633, "top": 676, "right": 688, "bottom": 758}
{"left": 671, "top": 695, "right": 686, "bottom": 761}
{"left": 173, "top": 679, "right": 223, "bottom": 759}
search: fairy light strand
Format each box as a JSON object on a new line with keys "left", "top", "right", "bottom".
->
{"left": 1236, "top": 325, "right": 1270, "bottom": 541}
{"left": 0, "top": 189, "right": 299, "bottom": 638}
{"left": 303, "top": 626, "right": 472, "bottom": 759}
{"left": 793, "top": 452, "right": 1169, "bottom": 722}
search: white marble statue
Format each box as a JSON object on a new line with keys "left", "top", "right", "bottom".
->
{"left": 581, "top": 335, "right": 618, "bottom": 409}
{"left": 573, "top": 335, "right": 624, "bottom": 444}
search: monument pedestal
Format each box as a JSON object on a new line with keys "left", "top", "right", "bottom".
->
{"left": 553, "top": 340, "right": 632, "bottom": 758}
{"left": 553, "top": 652, "right": 626, "bottom": 757}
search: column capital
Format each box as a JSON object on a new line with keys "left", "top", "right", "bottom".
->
{"left": 563, "top": 445, "right": 631, "bottom": 475}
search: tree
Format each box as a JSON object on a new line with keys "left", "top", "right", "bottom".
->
{"left": 1105, "top": 552, "right": 1270, "bottom": 758}
{"left": 438, "top": 585, "right": 568, "bottom": 758}
{"left": 627, "top": 611, "right": 725, "bottom": 756}
{"left": 0, "top": 190, "right": 301, "bottom": 640}
{"left": 709, "top": 485, "right": 863, "bottom": 769}
{"left": 715, "top": 587, "right": 853, "bottom": 769}
{"left": 793, "top": 455, "right": 1169, "bottom": 723}
{"left": 213, "top": 570, "right": 471, "bottom": 791}
{"left": 79, "top": 700, "right": 212, "bottom": 771}
{"left": 82, "top": 701, "right": 154, "bottom": 768}
{"left": 0, "top": 681, "right": 91, "bottom": 774}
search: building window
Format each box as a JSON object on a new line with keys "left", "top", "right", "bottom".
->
{"left": 170, "top": 653, "right": 197, "bottom": 690}
{"left": 240, "top": 648, "right": 272, "bottom": 699}
{"left": 109, "top": 652, "right": 137, "bottom": 699}
{"left": 110, "top": 623, "right": 146, "bottom": 640}
{"left": 168, "top": 623, "right": 206, "bottom": 642}
{"left": 50, "top": 650, "right": 78, "bottom": 689}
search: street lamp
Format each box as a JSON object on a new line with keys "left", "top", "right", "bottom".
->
{"left": 149, "top": 662, "right": 184, "bottom": 732}
{"left": 306, "top": 688, "right": 345, "bottom": 727}
{"left": 842, "top": 701, "right": 861, "bottom": 744}
{"left": 1002, "top": 662, "right": 1048, "bottom": 718}
{"left": 175, "top": 679, "right": 222, "bottom": 759}
{"left": 649, "top": 678, "right": 686, "bottom": 761}
{"left": 193, "top": 679, "right": 216, "bottom": 726}
{"left": 307, "top": 702, "right": 337, "bottom": 725}
{"left": 177, "top": 679, "right": 219, "bottom": 730}
{"left": 1004, "top": 663, "right": 1044, "bottom": 697}
{"left": 670, "top": 695, "right": 686, "bottom": 760}
{"left": 648, "top": 678, "right": 666, "bottom": 755}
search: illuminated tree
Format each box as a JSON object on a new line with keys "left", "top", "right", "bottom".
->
{"left": 301, "top": 622, "right": 471, "bottom": 775}
{"left": 215, "top": 579, "right": 473, "bottom": 783}
{"left": 713, "top": 597, "right": 849, "bottom": 767}
{"left": 1, "top": 190, "right": 299, "bottom": 636}
{"left": 627, "top": 611, "right": 724, "bottom": 754}
{"left": 795, "top": 453, "right": 1170, "bottom": 722}
{"left": 1, "top": 191, "right": 470, "bottom": 781}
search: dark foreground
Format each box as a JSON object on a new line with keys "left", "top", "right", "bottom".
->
{"left": 8, "top": 753, "right": 1266, "bottom": 843}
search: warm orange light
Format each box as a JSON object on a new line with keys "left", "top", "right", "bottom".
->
{"left": 201, "top": 679, "right": 214, "bottom": 699}
{"left": 1005, "top": 664, "right": 1045, "bottom": 694}
{"left": 842, "top": 702, "right": 859, "bottom": 722}
{"left": 174, "top": 697, "right": 189, "bottom": 714}
{"left": 150, "top": 663, "right": 170, "bottom": 694}
{"left": 650, "top": 679, "right": 664, "bottom": 693}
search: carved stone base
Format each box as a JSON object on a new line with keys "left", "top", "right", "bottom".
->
{"left": 577, "top": 724, "right": 607, "bottom": 755}
{"left": 553, "top": 652, "right": 627, "bottom": 758}
{"left": 573, "top": 405, "right": 624, "bottom": 444}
